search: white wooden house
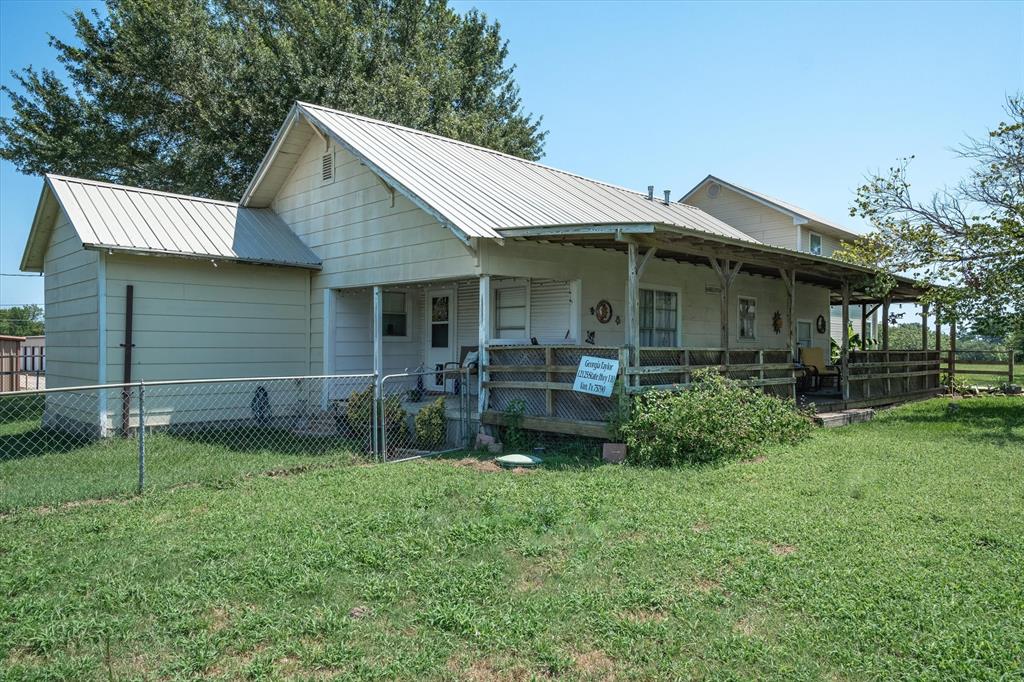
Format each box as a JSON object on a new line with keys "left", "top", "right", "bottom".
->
{"left": 20, "top": 102, "right": 939, "bottom": 436}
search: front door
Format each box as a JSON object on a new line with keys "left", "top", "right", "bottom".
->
{"left": 425, "top": 288, "right": 455, "bottom": 391}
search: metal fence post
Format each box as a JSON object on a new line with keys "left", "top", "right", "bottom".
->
{"left": 372, "top": 373, "right": 380, "bottom": 461}
{"left": 137, "top": 380, "right": 145, "bottom": 494}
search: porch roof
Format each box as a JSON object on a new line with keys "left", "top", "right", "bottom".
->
{"left": 498, "top": 222, "right": 925, "bottom": 303}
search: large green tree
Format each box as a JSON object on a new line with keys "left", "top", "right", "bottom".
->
{"left": 0, "top": 305, "right": 44, "bottom": 336}
{"left": 0, "top": 0, "right": 546, "bottom": 201}
{"left": 838, "top": 95, "right": 1024, "bottom": 327}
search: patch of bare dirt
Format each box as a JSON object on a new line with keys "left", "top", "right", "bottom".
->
{"left": 742, "top": 455, "right": 768, "bottom": 464}
{"left": 618, "top": 609, "right": 667, "bottom": 624}
{"left": 4, "top": 647, "right": 44, "bottom": 668}
{"left": 208, "top": 607, "right": 230, "bottom": 632}
{"left": 348, "top": 605, "right": 372, "bottom": 619}
{"left": 770, "top": 543, "right": 797, "bottom": 556}
{"left": 451, "top": 458, "right": 502, "bottom": 473}
{"left": 453, "top": 656, "right": 541, "bottom": 682}
{"left": 734, "top": 615, "right": 758, "bottom": 636}
{"left": 693, "top": 577, "right": 721, "bottom": 594}
{"left": 573, "top": 649, "right": 616, "bottom": 680}
{"left": 691, "top": 521, "right": 711, "bottom": 534}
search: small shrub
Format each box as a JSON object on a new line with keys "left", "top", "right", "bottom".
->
{"left": 502, "top": 399, "right": 529, "bottom": 450}
{"left": 620, "top": 368, "right": 811, "bottom": 466}
{"left": 942, "top": 373, "right": 971, "bottom": 395}
{"left": 344, "top": 386, "right": 407, "bottom": 437}
{"left": 415, "top": 397, "right": 447, "bottom": 449}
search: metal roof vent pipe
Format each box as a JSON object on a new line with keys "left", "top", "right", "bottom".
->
{"left": 647, "top": 185, "right": 654, "bottom": 200}
{"left": 663, "top": 189, "right": 671, "bottom": 205}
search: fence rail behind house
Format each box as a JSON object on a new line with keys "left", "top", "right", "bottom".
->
{"left": 939, "top": 349, "right": 1018, "bottom": 386}
{"left": 0, "top": 369, "right": 472, "bottom": 512}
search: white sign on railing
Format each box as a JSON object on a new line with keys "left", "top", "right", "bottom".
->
{"left": 572, "top": 355, "right": 620, "bottom": 397}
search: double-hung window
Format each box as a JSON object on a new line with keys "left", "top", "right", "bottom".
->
{"left": 382, "top": 292, "right": 408, "bottom": 337}
{"left": 639, "top": 288, "right": 678, "bottom": 346}
{"left": 809, "top": 232, "right": 823, "bottom": 256}
{"left": 738, "top": 296, "right": 757, "bottom": 340}
{"left": 495, "top": 286, "right": 528, "bottom": 339}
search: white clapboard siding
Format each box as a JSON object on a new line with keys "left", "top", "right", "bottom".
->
{"left": 686, "top": 185, "right": 798, "bottom": 250}
{"left": 43, "top": 210, "right": 99, "bottom": 389}
{"left": 334, "top": 288, "right": 424, "bottom": 375}
{"left": 103, "top": 255, "right": 309, "bottom": 382}
{"left": 271, "top": 134, "right": 479, "bottom": 373}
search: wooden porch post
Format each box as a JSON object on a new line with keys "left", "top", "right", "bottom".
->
{"left": 920, "top": 303, "right": 929, "bottom": 350}
{"left": 949, "top": 315, "right": 957, "bottom": 386}
{"left": 711, "top": 258, "right": 742, "bottom": 366}
{"left": 626, "top": 242, "right": 639, "bottom": 383}
{"left": 478, "top": 274, "right": 491, "bottom": 419}
{"left": 881, "top": 297, "right": 891, "bottom": 350}
{"left": 934, "top": 303, "right": 942, "bottom": 352}
{"left": 841, "top": 281, "right": 851, "bottom": 401}
{"left": 860, "top": 303, "right": 868, "bottom": 348}
{"left": 779, "top": 268, "right": 796, "bottom": 362}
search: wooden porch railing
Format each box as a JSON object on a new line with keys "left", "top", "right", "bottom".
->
{"left": 481, "top": 344, "right": 946, "bottom": 437}
{"left": 482, "top": 345, "right": 796, "bottom": 430}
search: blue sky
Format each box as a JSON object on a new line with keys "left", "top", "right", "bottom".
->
{"left": 2, "top": 0, "right": 1022, "bottom": 310}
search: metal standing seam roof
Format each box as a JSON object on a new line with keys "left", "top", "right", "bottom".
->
{"left": 39, "top": 175, "right": 321, "bottom": 269}
{"left": 290, "top": 102, "right": 758, "bottom": 243}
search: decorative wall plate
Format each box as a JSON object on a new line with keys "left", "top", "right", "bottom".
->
{"left": 595, "top": 300, "right": 613, "bottom": 324}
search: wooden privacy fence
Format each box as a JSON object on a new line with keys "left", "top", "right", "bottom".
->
{"left": 1, "top": 355, "right": 19, "bottom": 392}
{"left": 846, "top": 350, "right": 941, "bottom": 402}
{"left": 940, "top": 349, "right": 1017, "bottom": 386}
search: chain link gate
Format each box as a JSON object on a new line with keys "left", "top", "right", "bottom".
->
{"left": 377, "top": 367, "right": 473, "bottom": 461}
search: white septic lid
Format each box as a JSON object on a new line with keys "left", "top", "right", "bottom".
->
{"left": 495, "top": 454, "right": 542, "bottom": 468}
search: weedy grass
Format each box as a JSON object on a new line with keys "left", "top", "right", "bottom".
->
{"left": 1, "top": 397, "right": 1022, "bottom": 680}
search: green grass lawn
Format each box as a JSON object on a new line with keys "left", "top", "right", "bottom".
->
{"left": 0, "top": 404, "right": 365, "bottom": 511}
{"left": 2, "top": 397, "right": 1022, "bottom": 680}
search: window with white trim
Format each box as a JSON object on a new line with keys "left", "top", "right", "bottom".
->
{"left": 809, "top": 232, "right": 822, "bottom": 256}
{"left": 495, "top": 286, "right": 528, "bottom": 339}
{"left": 382, "top": 291, "right": 408, "bottom": 337}
{"left": 639, "top": 288, "right": 678, "bottom": 346}
{"left": 797, "top": 320, "right": 812, "bottom": 348}
{"left": 738, "top": 296, "right": 757, "bottom": 340}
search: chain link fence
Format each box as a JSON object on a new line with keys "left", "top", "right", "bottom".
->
{"left": 0, "top": 370, "right": 472, "bottom": 512}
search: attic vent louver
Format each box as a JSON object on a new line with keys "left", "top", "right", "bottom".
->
{"left": 321, "top": 153, "right": 334, "bottom": 183}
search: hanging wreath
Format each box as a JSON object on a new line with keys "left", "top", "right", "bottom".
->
{"left": 816, "top": 315, "right": 827, "bottom": 334}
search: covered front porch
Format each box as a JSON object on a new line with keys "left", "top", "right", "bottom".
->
{"left": 337, "top": 223, "right": 938, "bottom": 439}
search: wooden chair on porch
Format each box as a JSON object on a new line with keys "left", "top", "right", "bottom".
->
{"left": 800, "top": 347, "right": 840, "bottom": 391}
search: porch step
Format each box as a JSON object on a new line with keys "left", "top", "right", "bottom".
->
{"left": 813, "top": 408, "right": 875, "bottom": 428}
